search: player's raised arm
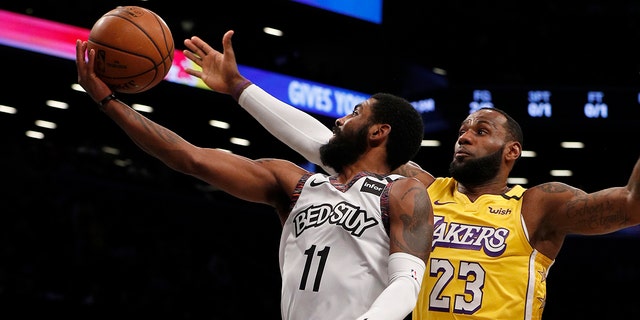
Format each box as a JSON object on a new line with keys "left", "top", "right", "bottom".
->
{"left": 184, "top": 30, "right": 335, "bottom": 174}
{"left": 76, "top": 39, "right": 302, "bottom": 211}
{"left": 531, "top": 156, "right": 640, "bottom": 237}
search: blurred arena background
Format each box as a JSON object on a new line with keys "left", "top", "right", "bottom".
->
{"left": 1, "top": 1, "right": 639, "bottom": 318}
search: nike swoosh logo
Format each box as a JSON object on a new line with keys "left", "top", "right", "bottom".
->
{"left": 309, "top": 179, "right": 328, "bottom": 187}
{"left": 434, "top": 200, "right": 455, "bottom": 205}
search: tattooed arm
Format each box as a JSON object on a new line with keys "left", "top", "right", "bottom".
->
{"left": 392, "top": 161, "right": 436, "bottom": 188}
{"left": 356, "top": 176, "right": 433, "bottom": 320}
{"left": 525, "top": 156, "right": 640, "bottom": 259}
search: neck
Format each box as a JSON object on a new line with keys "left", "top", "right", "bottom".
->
{"left": 457, "top": 180, "right": 510, "bottom": 202}
{"left": 337, "top": 160, "right": 390, "bottom": 184}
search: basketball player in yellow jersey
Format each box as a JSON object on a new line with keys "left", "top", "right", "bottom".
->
{"left": 180, "top": 30, "right": 640, "bottom": 319}
{"left": 413, "top": 178, "right": 549, "bottom": 319}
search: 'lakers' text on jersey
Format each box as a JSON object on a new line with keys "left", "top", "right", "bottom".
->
{"left": 413, "top": 178, "right": 554, "bottom": 320}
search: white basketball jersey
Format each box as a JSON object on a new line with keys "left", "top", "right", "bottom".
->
{"left": 279, "top": 171, "right": 402, "bottom": 320}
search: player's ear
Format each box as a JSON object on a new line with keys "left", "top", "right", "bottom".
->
{"left": 370, "top": 123, "right": 391, "bottom": 141}
{"left": 505, "top": 141, "right": 522, "bottom": 161}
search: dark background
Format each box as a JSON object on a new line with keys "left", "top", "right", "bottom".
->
{"left": 1, "top": 1, "right": 640, "bottom": 319}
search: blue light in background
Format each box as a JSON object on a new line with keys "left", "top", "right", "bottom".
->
{"left": 292, "top": 0, "right": 383, "bottom": 24}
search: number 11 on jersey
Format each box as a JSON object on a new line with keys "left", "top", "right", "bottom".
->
{"left": 299, "top": 245, "right": 331, "bottom": 292}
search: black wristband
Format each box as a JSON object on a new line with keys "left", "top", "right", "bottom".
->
{"left": 231, "top": 80, "right": 252, "bottom": 101}
{"left": 98, "top": 93, "right": 117, "bottom": 107}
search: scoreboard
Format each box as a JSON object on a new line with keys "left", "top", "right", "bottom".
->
{"left": 428, "top": 86, "right": 640, "bottom": 130}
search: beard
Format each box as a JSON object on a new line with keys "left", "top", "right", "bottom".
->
{"left": 319, "top": 125, "right": 369, "bottom": 173}
{"left": 449, "top": 146, "right": 503, "bottom": 186}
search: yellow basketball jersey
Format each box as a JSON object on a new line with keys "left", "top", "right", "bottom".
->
{"left": 413, "top": 178, "right": 554, "bottom": 320}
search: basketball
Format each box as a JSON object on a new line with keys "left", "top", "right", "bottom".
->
{"left": 87, "top": 6, "right": 174, "bottom": 94}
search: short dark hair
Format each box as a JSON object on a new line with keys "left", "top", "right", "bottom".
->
{"left": 370, "top": 93, "right": 424, "bottom": 170}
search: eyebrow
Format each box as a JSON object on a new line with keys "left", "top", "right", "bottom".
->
{"left": 477, "top": 119, "right": 495, "bottom": 127}
{"left": 461, "top": 118, "right": 496, "bottom": 129}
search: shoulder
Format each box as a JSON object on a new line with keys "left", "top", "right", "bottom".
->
{"left": 393, "top": 161, "right": 436, "bottom": 187}
{"left": 522, "top": 181, "right": 587, "bottom": 218}
{"left": 257, "top": 157, "right": 308, "bottom": 172}
{"left": 256, "top": 158, "right": 311, "bottom": 187}
{"left": 524, "top": 181, "right": 586, "bottom": 202}
{"left": 392, "top": 176, "right": 426, "bottom": 188}
{"left": 389, "top": 176, "right": 430, "bottom": 201}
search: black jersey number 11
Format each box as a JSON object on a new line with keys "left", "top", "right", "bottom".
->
{"left": 299, "top": 245, "right": 330, "bottom": 292}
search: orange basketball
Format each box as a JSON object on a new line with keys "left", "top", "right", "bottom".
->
{"left": 87, "top": 6, "right": 174, "bottom": 94}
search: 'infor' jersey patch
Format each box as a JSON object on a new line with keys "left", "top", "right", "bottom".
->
{"left": 360, "top": 178, "right": 385, "bottom": 196}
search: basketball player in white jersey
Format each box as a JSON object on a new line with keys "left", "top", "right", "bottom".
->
{"left": 76, "top": 36, "right": 434, "bottom": 320}
{"left": 180, "top": 30, "right": 640, "bottom": 319}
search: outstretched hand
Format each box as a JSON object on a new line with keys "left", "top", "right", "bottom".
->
{"left": 75, "top": 39, "right": 114, "bottom": 104}
{"left": 183, "top": 30, "right": 248, "bottom": 95}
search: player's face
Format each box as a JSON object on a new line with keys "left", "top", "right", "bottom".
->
{"left": 320, "top": 100, "right": 373, "bottom": 173}
{"left": 449, "top": 109, "right": 508, "bottom": 185}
